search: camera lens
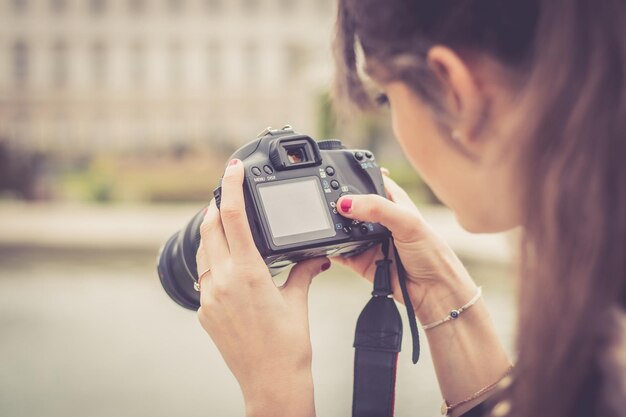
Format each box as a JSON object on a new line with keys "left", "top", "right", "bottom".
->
{"left": 156, "top": 208, "right": 204, "bottom": 310}
{"left": 158, "top": 204, "right": 290, "bottom": 310}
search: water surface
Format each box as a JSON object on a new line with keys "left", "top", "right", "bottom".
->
{"left": 0, "top": 246, "right": 516, "bottom": 417}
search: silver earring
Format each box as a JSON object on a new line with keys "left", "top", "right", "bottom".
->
{"left": 451, "top": 129, "right": 464, "bottom": 142}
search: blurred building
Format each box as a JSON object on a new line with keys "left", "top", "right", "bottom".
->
{"left": 0, "top": 0, "right": 336, "bottom": 154}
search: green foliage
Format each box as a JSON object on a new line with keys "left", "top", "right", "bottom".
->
{"left": 377, "top": 158, "right": 440, "bottom": 205}
{"left": 317, "top": 92, "right": 338, "bottom": 139}
{"left": 60, "top": 168, "right": 114, "bottom": 203}
{"left": 57, "top": 150, "right": 226, "bottom": 204}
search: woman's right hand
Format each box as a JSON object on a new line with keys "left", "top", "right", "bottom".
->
{"left": 333, "top": 173, "right": 478, "bottom": 325}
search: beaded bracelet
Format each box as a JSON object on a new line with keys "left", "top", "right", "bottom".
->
{"left": 422, "top": 287, "right": 483, "bottom": 330}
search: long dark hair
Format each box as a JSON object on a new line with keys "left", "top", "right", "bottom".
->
{"left": 333, "top": 1, "right": 626, "bottom": 417}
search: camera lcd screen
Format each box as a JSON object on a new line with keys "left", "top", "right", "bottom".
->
{"left": 257, "top": 177, "right": 336, "bottom": 246}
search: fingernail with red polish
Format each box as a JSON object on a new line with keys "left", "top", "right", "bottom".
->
{"left": 321, "top": 262, "right": 331, "bottom": 272}
{"left": 229, "top": 159, "right": 238, "bottom": 166}
{"left": 339, "top": 198, "right": 353, "bottom": 213}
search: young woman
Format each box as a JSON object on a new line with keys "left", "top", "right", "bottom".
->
{"left": 194, "top": 1, "right": 626, "bottom": 417}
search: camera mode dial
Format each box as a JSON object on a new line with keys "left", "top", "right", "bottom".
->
{"left": 317, "top": 139, "right": 345, "bottom": 150}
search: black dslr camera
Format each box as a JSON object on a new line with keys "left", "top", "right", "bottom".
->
{"left": 157, "top": 126, "right": 390, "bottom": 310}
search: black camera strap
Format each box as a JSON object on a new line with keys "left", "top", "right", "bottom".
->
{"left": 352, "top": 238, "right": 420, "bottom": 417}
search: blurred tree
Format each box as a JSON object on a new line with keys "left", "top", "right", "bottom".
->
{"left": 316, "top": 92, "right": 337, "bottom": 140}
{"left": 0, "top": 140, "right": 49, "bottom": 200}
{"left": 360, "top": 114, "right": 387, "bottom": 156}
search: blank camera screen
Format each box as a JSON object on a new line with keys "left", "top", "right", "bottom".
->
{"left": 258, "top": 177, "right": 334, "bottom": 242}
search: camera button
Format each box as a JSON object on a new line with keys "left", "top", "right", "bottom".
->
{"left": 342, "top": 225, "right": 353, "bottom": 234}
{"left": 330, "top": 180, "right": 340, "bottom": 190}
{"left": 263, "top": 165, "right": 274, "bottom": 175}
{"left": 365, "top": 151, "right": 373, "bottom": 159}
{"left": 355, "top": 151, "right": 364, "bottom": 161}
{"left": 359, "top": 224, "right": 369, "bottom": 235}
{"left": 325, "top": 166, "right": 335, "bottom": 176}
{"left": 251, "top": 166, "right": 262, "bottom": 176}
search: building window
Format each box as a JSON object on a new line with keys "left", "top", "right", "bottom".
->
{"left": 128, "top": 0, "right": 147, "bottom": 13}
{"left": 12, "top": 40, "right": 28, "bottom": 86}
{"left": 12, "top": 109, "right": 30, "bottom": 141}
{"left": 166, "top": 0, "right": 184, "bottom": 14}
{"left": 91, "top": 41, "right": 107, "bottom": 85}
{"left": 316, "top": 0, "right": 331, "bottom": 14}
{"left": 285, "top": 43, "right": 307, "bottom": 79}
{"left": 242, "top": 0, "right": 259, "bottom": 14}
{"left": 206, "top": 41, "right": 221, "bottom": 83}
{"left": 11, "top": 0, "right": 28, "bottom": 14}
{"left": 244, "top": 42, "right": 258, "bottom": 83}
{"left": 89, "top": 0, "right": 106, "bottom": 15}
{"left": 50, "top": 0, "right": 67, "bottom": 13}
{"left": 52, "top": 40, "right": 69, "bottom": 88}
{"left": 206, "top": 0, "right": 221, "bottom": 13}
{"left": 130, "top": 41, "right": 146, "bottom": 85}
{"left": 168, "top": 41, "right": 183, "bottom": 86}
{"left": 278, "top": 0, "right": 295, "bottom": 12}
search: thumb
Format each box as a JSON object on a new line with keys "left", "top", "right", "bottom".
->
{"left": 337, "top": 194, "right": 428, "bottom": 242}
{"left": 281, "top": 257, "right": 330, "bottom": 302}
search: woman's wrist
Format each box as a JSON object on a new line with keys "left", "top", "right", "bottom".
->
{"left": 244, "top": 370, "right": 316, "bottom": 417}
{"left": 408, "top": 244, "right": 478, "bottom": 326}
{"left": 425, "top": 298, "right": 511, "bottom": 417}
{"left": 412, "top": 279, "right": 478, "bottom": 325}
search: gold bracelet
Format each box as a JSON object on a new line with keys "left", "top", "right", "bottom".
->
{"left": 440, "top": 365, "right": 514, "bottom": 416}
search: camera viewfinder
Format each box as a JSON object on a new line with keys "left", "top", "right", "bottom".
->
{"left": 286, "top": 146, "right": 306, "bottom": 164}
{"left": 268, "top": 136, "right": 322, "bottom": 171}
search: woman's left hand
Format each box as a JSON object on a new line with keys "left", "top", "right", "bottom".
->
{"left": 196, "top": 159, "right": 329, "bottom": 417}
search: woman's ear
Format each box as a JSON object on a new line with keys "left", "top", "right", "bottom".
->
{"left": 427, "top": 45, "right": 488, "bottom": 148}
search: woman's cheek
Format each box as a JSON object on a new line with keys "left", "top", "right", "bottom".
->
{"left": 391, "top": 101, "right": 442, "bottom": 186}
{"left": 390, "top": 99, "right": 474, "bottom": 222}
